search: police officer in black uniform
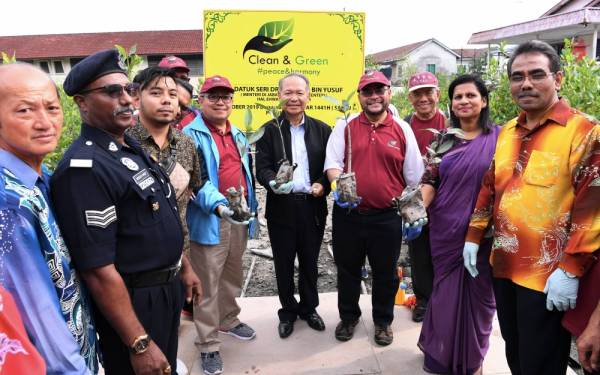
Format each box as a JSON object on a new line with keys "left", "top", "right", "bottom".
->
{"left": 51, "top": 49, "right": 184, "bottom": 375}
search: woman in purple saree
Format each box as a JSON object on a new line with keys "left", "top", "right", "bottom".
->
{"left": 418, "top": 74, "right": 498, "bottom": 375}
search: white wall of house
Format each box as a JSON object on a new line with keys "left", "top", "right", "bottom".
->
{"left": 408, "top": 43, "right": 457, "bottom": 75}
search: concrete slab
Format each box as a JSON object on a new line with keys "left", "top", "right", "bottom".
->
{"left": 179, "top": 292, "right": 514, "bottom": 375}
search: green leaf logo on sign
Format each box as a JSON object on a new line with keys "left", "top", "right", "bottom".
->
{"left": 243, "top": 19, "right": 294, "bottom": 57}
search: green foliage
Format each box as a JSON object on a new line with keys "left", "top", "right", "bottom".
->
{"left": 1, "top": 51, "right": 16, "bottom": 64}
{"left": 364, "top": 55, "right": 378, "bottom": 71}
{"left": 481, "top": 43, "right": 519, "bottom": 125}
{"left": 559, "top": 39, "right": 600, "bottom": 118}
{"left": 114, "top": 44, "right": 143, "bottom": 81}
{"left": 45, "top": 87, "right": 80, "bottom": 170}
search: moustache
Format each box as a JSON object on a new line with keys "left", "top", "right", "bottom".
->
{"left": 113, "top": 107, "right": 134, "bottom": 116}
{"left": 517, "top": 92, "right": 538, "bottom": 99}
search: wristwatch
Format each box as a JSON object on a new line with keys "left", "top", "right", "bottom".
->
{"left": 130, "top": 334, "right": 151, "bottom": 355}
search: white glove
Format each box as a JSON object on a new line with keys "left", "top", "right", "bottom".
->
{"left": 218, "top": 206, "right": 250, "bottom": 225}
{"left": 269, "top": 180, "right": 293, "bottom": 194}
{"left": 544, "top": 268, "right": 579, "bottom": 311}
{"left": 463, "top": 242, "right": 480, "bottom": 278}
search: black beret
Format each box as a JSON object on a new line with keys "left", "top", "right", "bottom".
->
{"left": 63, "top": 49, "right": 127, "bottom": 96}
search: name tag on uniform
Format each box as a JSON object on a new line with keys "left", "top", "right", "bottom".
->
{"left": 133, "top": 169, "right": 155, "bottom": 190}
{"left": 70, "top": 159, "right": 93, "bottom": 168}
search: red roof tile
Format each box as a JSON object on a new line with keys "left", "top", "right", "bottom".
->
{"left": 0, "top": 30, "right": 203, "bottom": 59}
{"left": 368, "top": 40, "right": 429, "bottom": 63}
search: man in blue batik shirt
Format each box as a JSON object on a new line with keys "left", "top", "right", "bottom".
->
{"left": 0, "top": 63, "right": 97, "bottom": 374}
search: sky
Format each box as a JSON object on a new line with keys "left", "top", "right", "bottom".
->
{"left": 1, "top": 0, "right": 560, "bottom": 53}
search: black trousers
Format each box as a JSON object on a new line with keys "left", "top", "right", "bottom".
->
{"left": 332, "top": 206, "right": 402, "bottom": 325}
{"left": 407, "top": 223, "right": 433, "bottom": 306}
{"left": 94, "top": 278, "right": 184, "bottom": 375}
{"left": 267, "top": 199, "right": 325, "bottom": 322}
{"left": 493, "top": 277, "right": 571, "bottom": 375}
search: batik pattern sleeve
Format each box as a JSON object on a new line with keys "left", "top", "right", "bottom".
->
{"left": 560, "top": 125, "right": 600, "bottom": 275}
{"left": 466, "top": 158, "right": 496, "bottom": 245}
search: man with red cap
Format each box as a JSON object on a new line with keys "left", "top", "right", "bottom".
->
{"left": 404, "top": 71, "right": 447, "bottom": 323}
{"left": 158, "top": 55, "right": 191, "bottom": 82}
{"left": 324, "top": 70, "right": 424, "bottom": 346}
{"left": 183, "top": 75, "right": 258, "bottom": 375}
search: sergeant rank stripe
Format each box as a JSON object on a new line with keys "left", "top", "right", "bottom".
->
{"left": 85, "top": 206, "right": 117, "bottom": 228}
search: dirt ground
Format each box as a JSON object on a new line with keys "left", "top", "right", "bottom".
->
{"left": 240, "top": 185, "right": 412, "bottom": 298}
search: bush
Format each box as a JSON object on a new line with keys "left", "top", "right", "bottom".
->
{"left": 45, "top": 87, "right": 80, "bottom": 170}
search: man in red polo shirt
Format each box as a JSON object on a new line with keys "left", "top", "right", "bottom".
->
{"left": 324, "top": 71, "right": 424, "bottom": 346}
{"left": 183, "top": 75, "right": 258, "bottom": 375}
{"left": 404, "top": 71, "right": 447, "bottom": 323}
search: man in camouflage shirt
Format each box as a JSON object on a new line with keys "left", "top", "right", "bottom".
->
{"left": 127, "top": 67, "right": 204, "bottom": 302}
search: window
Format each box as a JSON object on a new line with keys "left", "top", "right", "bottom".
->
{"left": 70, "top": 58, "right": 84, "bottom": 68}
{"left": 53, "top": 61, "right": 64, "bottom": 74}
{"left": 39, "top": 61, "right": 50, "bottom": 73}
{"left": 426, "top": 64, "right": 436, "bottom": 74}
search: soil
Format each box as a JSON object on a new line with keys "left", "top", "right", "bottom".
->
{"left": 240, "top": 185, "right": 412, "bottom": 298}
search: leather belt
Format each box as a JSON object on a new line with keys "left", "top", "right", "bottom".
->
{"left": 121, "top": 263, "right": 181, "bottom": 288}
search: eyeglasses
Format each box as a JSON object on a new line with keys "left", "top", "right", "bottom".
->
{"left": 80, "top": 83, "right": 139, "bottom": 98}
{"left": 509, "top": 71, "right": 556, "bottom": 84}
{"left": 359, "top": 86, "right": 388, "bottom": 97}
{"left": 201, "top": 94, "right": 233, "bottom": 104}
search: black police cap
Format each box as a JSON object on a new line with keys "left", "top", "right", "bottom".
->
{"left": 63, "top": 49, "right": 127, "bottom": 96}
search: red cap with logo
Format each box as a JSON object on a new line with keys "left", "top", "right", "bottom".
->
{"left": 357, "top": 71, "right": 391, "bottom": 91}
{"left": 158, "top": 55, "right": 190, "bottom": 72}
{"left": 200, "top": 75, "right": 234, "bottom": 93}
{"left": 408, "top": 72, "right": 439, "bottom": 92}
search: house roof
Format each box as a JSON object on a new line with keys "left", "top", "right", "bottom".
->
{"left": 0, "top": 30, "right": 203, "bottom": 59}
{"left": 541, "top": 0, "right": 600, "bottom": 16}
{"left": 452, "top": 48, "right": 487, "bottom": 59}
{"left": 469, "top": 5, "right": 600, "bottom": 44}
{"left": 369, "top": 38, "right": 459, "bottom": 63}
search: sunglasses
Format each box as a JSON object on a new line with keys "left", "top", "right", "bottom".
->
{"left": 359, "top": 86, "right": 388, "bottom": 97}
{"left": 80, "top": 83, "right": 139, "bottom": 98}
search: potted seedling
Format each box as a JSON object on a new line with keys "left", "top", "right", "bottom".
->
{"left": 226, "top": 108, "right": 266, "bottom": 222}
{"left": 255, "top": 99, "right": 296, "bottom": 189}
{"left": 392, "top": 127, "right": 465, "bottom": 223}
{"left": 323, "top": 92, "right": 361, "bottom": 207}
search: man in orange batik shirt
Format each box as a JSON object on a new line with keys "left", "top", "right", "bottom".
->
{"left": 463, "top": 40, "right": 600, "bottom": 375}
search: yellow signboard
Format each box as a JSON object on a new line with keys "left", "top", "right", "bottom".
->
{"left": 203, "top": 10, "right": 365, "bottom": 129}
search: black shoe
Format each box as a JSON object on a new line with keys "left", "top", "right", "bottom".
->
{"left": 374, "top": 324, "right": 393, "bottom": 346}
{"left": 335, "top": 320, "right": 359, "bottom": 342}
{"left": 278, "top": 321, "right": 294, "bottom": 338}
{"left": 300, "top": 312, "right": 325, "bottom": 331}
{"left": 412, "top": 303, "right": 427, "bottom": 323}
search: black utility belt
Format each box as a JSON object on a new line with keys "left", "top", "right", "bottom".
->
{"left": 121, "top": 263, "right": 181, "bottom": 288}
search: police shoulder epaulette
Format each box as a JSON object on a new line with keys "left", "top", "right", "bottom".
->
{"left": 69, "top": 139, "right": 96, "bottom": 168}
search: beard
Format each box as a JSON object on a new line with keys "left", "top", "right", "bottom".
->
{"left": 363, "top": 102, "right": 388, "bottom": 118}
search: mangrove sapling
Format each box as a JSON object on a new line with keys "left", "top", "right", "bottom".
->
{"left": 392, "top": 127, "right": 465, "bottom": 224}
{"left": 227, "top": 108, "right": 266, "bottom": 222}
{"left": 323, "top": 91, "right": 361, "bottom": 206}
{"left": 256, "top": 99, "right": 296, "bottom": 188}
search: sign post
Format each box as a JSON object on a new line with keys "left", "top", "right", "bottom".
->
{"left": 204, "top": 10, "right": 365, "bottom": 128}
